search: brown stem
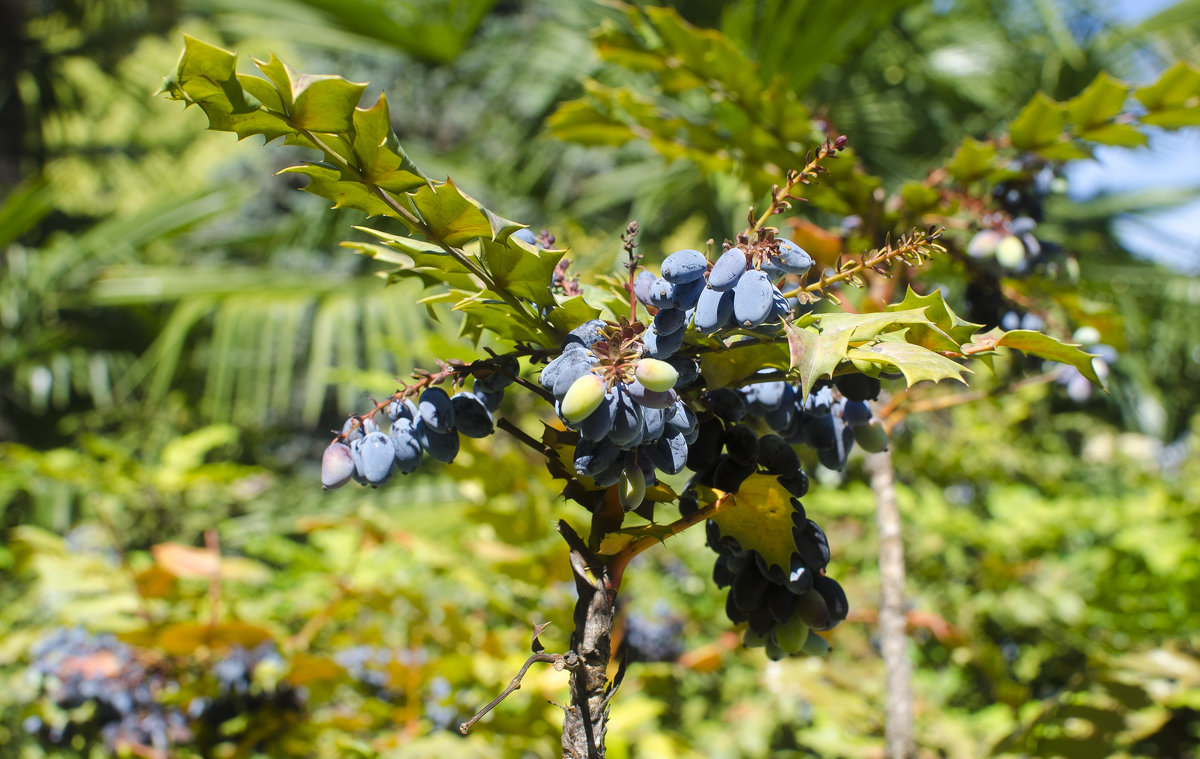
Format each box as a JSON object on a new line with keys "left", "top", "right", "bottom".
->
{"left": 606, "top": 492, "right": 733, "bottom": 588}
{"left": 867, "top": 450, "right": 916, "bottom": 759}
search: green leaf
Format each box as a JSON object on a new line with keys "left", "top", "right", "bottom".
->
{"left": 899, "top": 181, "right": 939, "bottom": 213}
{"left": 547, "top": 296, "right": 602, "bottom": 339}
{"left": 341, "top": 242, "right": 479, "bottom": 291}
{"left": 162, "top": 37, "right": 294, "bottom": 143}
{"left": 846, "top": 338, "right": 969, "bottom": 387}
{"left": 783, "top": 321, "right": 851, "bottom": 399}
{"left": 1066, "top": 72, "right": 1131, "bottom": 129}
{"left": 1135, "top": 61, "right": 1200, "bottom": 112}
{"left": 411, "top": 180, "right": 498, "bottom": 246}
{"left": 1009, "top": 93, "right": 1066, "bottom": 151}
{"left": 1138, "top": 108, "right": 1200, "bottom": 129}
{"left": 352, "top": 94, "right": 429, "bottom": 192}
{"left": 290, "top": 74, "right": 367, "bottom": 133}
{"left": 475, "top": 238, "right": 561, "bottom": 307}
{"left": 1078, "top": 123, "right": 1148, "bottom": 148}
{"left": 992, "top": 330, "right": 1103, "bottom": 387}
{"left": 1035, "top": 140, "right": 1093, "bottom": 161}
{"left": 887, "top": 287, "right": 982, "bottom": 346}
{"left": 816, "top": 308, "right": 938, "bottom": 344}
{"left": 710, "top": 475, "right": 802, "bottom": 572}
{"left": 278, "top": 164, "right": 396, "bottom": 217}
{"left": 546, "top": 99, "right": 636, "bottom": 146}
{"left": 946, "top": 138, "right": 997, "bottom": 184}
{"left": 699, "top": 340, "right": 789, "bottom": 389}
{"left": 454, "top": 299, "right": 546, "bottom": 344}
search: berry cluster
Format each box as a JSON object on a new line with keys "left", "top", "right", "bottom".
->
{"left": 621, "top": 605, "right": 685, "bottom": 663}
{"left": 632, "top": 241, "right": 813, "bottom": 355}
{"left": 706, "top": 513, "right": 847, "bottom": 659}
{"left": 22, "top": 629, "right": 300, "bottom": 754}
{"left": 23, "top": 628, "right": 186, "bottom": 752}
{"left": 545, "top": 319, "right": 696, "bottom": 510}
{"left": 673, "top": 373, "right": 887, "bottom": 657}
{"left": 964, "top": 171, "right": 1068, "bottom": 330}
{"left": 188, "top": 643, "right": 302, "bottom": 748}
{"left": 319, "top": 233, "right": 892, "bottom": 659}
{"left": 320, "top": 355, "right": 516, "bottom": 488}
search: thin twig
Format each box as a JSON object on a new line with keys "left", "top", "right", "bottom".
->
{"left": 458, "top": 652, "right": 567, "bottom": 735}
{"left": 497, "top": 418, "right": 552, "bottom": 460}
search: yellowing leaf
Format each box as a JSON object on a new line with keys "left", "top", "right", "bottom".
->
{"left": 710, "top": 474, "right": 799, "bottom": 572}
{"left": 152, "top": 542, "right": 219, "bottom": 578}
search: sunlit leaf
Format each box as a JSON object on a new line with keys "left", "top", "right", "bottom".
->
{"left": 710, "top": 476, "right": 798, "bottom": 572}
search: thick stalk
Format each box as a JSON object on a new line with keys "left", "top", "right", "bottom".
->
{"left": 558, "top": 522, "right": 617, "bottom": 759}
{"left": 867, "top": 449, "right": 916, "bottom": 759}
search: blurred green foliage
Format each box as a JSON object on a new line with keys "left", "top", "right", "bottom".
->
{"left": 2, "top": 0, "right": 1199, "bottom": 757}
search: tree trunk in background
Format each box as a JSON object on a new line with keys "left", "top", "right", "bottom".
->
{"left": 0, "top": 0, "right": 27, "bottom": 189}
{"left": 868, "top": 449, "right": 916, "bottom": 759}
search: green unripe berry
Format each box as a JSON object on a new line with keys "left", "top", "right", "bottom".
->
{"left": 617, "top": 465, "right": 646, "bottom": 511}
{"left": 561, "top": 372, "right": 607, "bottom": 423}
{"left": 635, "top": 358, "right": 679, "bottom": 392}
{"left": 743, "top": 627, "right": 767, "bottom": 649}
{"left": 800, "top": 630, "right": 830, "bottom": 656}
{"left": 852, "top": 420, "right": 889, "bottom": 453}
{"left": 772, "top": 614, "right": 810, "bottom": 654}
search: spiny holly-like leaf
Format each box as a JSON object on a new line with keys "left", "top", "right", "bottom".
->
{"left": 290, "top": 74, "right": 367, "bottom": 133}
{"left": 410, "top": 180, "right": 492, "bottom": 245}
{"left": 410, "top": 180, "right": 522, "bottom": 246}
{"left": 279, "top": 164, "right": 397, "bottom": 217}
{"left": 161, "top": 37, "right": 293, "bottom": 142}
{"left": 816, "top": 308, "right": 938, "bottom": 345}
{"left": 978, "top": 329, "right": 1104, "bottom": 387}
{"left": 710, "top": 475, "right": 800, "bottom": 572}
{"left": 597, "top": 520, "right": 683, "bottom": 556}
{"left": 1067, "top": 72, "right": 1131, "bottom": 129}
{"left": 1009, "top": 93, "right": 1067, "bottom": 151}
{"left": 475, "top": 238, "right": 562, "bottom": 308}
{"left": 341, "top": 241, "right": 480, "bottom": 291}
{"left": 454, "top": 299, "right": 546, "bottom": 344}
{"left": 887, "top": 287, "right": 982, "bottom": 347}
{"left": 699, "top": 340, "right": 789, "bottom": 390}
{"left": 1135, "top": 61, "right": 1200, "bottom": 112}
{"left": 352, "top": 94, "right": 429, "bottom": 192}
{"left": 1134, "top": 61, "right": 1200, "bottom": 129}
{"left": 783, "top": 321, "right": 851, "bottom": 399}
{"left": 847, "top": 335, "right": 970, "bottom": 387}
